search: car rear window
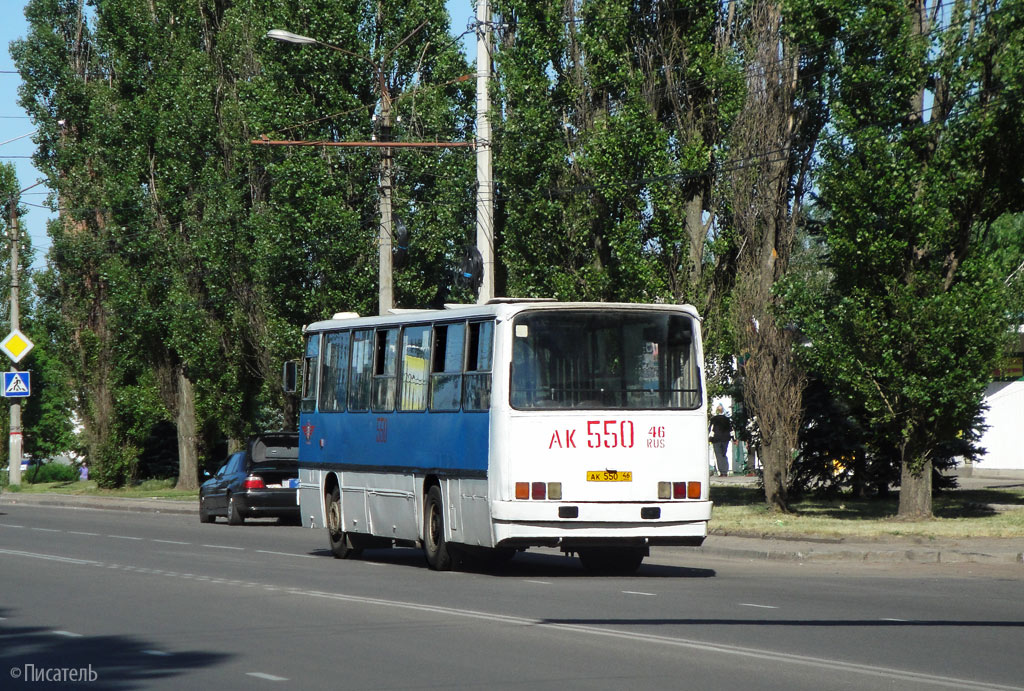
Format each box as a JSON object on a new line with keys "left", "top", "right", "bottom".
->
{"left": 249, "top": 435, "right": 298, "bottom": 471}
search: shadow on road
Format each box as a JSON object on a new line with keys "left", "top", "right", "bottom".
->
{"left": 0, "top": 607, "right": 231, "bottom": 690}
{"left": 539, "top": 616, "right": 1024, "bottom": 628}
{"left": 308, "top": 546, "right": 716, "bottom": 579}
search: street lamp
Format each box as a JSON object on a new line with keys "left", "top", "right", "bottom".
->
{"left": 267, "top": 29, "right": 396, "bottom": 316}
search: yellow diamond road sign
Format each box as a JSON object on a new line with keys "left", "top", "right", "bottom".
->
{"left": 1, "top": 329, "right": 34, "bottom": 363}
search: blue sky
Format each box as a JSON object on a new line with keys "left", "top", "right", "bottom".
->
{"left": 0, "top": 1, "right": 477, "bottom": 272}
{"left": 1, "top": 3, "right": 51, "bottom": 269}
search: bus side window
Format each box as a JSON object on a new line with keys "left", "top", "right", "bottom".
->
{"left": 349, "top": 329, "right": 373, "bottom": 412}
{"left": 301, "top": 333, "right": 320, "bottom": 413}
{"left": 464, "top": 320, "right": 493, "bottom": 411}
{"left": 430, "top": 322, "right": 465, "bottom": 411}
{"left": 372, "top": 328, "right": 399, "bottom": 412}
{"left": 400, "top": 325, "right": 431, "bottom": 411}
{"left": 319, "top": 331, "right": 350, "bottom": 413}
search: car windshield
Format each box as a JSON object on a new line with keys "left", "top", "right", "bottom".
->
{"left": 510, "top": 309, "right": 702, "bottom": 410}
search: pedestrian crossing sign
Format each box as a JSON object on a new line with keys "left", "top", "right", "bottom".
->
{"left": 3, "top": 371, "right": 30, "bottom": 397}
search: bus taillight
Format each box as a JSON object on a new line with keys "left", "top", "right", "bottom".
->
{"left": 515, "top": 481, "right": 562, "bottom": 500}
{"left": 658, "top": 481, "right": 702, "bottom": 500}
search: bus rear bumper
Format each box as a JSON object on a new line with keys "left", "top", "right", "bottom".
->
{"left": 490, "top": 499, "right": 712, "bottom": 547}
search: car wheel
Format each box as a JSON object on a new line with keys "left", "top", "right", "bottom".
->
{"left": 227, "top": 494, "right": 244, "bottom": 525}
{"left": 326, "top": 486, "right": 361, "bottom": 558}
{"left": 199, "top": 496, "right": 215, "bottom": 524}
{"left": 423, "top": 485, "right": 452, "bottom": 571}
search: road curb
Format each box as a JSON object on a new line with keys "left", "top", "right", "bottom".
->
{"left": 3, "top": 491, "right": 1022, "bottom": 564}
{"left": 0, "top": 492, "right": 195, "bottom": 516}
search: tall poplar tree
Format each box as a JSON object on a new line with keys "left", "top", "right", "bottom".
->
{"left": 492, "top": 0, "right": 742, "bottom": 305}
{"left": 796, "top": 0, "right": 1024, "bottom": 518}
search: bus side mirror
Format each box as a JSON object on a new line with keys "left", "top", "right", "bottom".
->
{"left": 282, "top": 360, "right": 298, "bottom": 394}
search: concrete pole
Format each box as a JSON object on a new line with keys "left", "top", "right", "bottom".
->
{"left": 7, "top": 198, "right": 21, "bottom": 486}
{"left": 475, "top": 0, "right": 495, "bottom": 303}
{"left": 378, "top": 69, "right": 394, "bottom": 315}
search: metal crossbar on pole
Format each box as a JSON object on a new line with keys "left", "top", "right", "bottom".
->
{"left": 250, "top": 139, "right": 473, "bottom": 148}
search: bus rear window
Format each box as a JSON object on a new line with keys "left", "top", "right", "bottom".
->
{"left": 510, "top": 310, "right": 701, "bottom": 410}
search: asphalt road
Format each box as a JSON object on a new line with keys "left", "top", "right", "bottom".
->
{"left": 0, "top": 504, "right": 1021, "bottom": 691}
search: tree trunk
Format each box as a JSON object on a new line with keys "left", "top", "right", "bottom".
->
{"left": 760, "top": 439, "right": 791, "bottom": 512}
{"left": 898, "top": 457, "right": 933, "bottom": 520}
{"left": 174, "top": 368, "right": 199, "bottom": 490}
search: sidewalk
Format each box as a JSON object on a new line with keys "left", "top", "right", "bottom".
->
{"left": 702, "top": 470, "right": 1024, "bottom": 564}
{"left": 0, "top": 491, "right": 195, "bottom": 516}
{"left": 2, "top": 486, "right": 1022, "bottom": 565}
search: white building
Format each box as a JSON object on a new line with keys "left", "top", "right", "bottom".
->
{"left": 972, "top": 336, "right": 1024, "bottom": 478}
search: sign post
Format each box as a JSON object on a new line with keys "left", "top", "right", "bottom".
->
{"left": 5, "top": 185, "right": 40, "bottom": 486}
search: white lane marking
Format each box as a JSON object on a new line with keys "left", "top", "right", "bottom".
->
{"left": 142, "top": 650, "right": 171, "bottom": 656}
{"left": 69, "top": 531, "right": 100, "bottom": 536}
{"left": 0, "top": 523, "right": 25, "bottom": 528}
{"left": 153, "top": 539, "right": 190, "bottom": 545}
{"left": 52, "top": 631, "right": 83, "bottom": 638}
{"left": 107, "top": 535, "right": 143, "bottom": 540}
{"left": 31, "top": 527, "right": 61, "bottom": 533}
{"left": 0, "top": 548, "right": 99, "bottom": 565}
{"left": 256, "top": 549, "right": 317, "bottom": 559}
{"left": 290, "top": 590, "right": 1022, "bottom": 691}
{"left": 622, "top": 591, "right": 656, "bottom": 597}
{"left": 739, "top": 603, "right": 779, "bottom": 609}
{"left": 882, "top": 618, "right": 908, "bottom": 622}
{"left": 201, "top": 544, "right": 244, "bottom": 550}
{"left": 525, "top": 580, "right": 552, "bottom": 585}
{"left": 247, "top": 672, "right": 289, "bottom": 682}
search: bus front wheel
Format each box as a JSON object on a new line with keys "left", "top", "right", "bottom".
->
{"left": 327, "top": 486, "right": 361, "bottom": 559}
{"left": 423, "top": 485, "right": 453, "bottom": 571}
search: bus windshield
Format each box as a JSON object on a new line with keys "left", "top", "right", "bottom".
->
{"left": 510, "top": 309, "right": 701, "bottom": 410}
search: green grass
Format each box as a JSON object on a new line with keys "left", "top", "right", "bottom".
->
{"left": 4, "top": 475, "right": 1024, "bottom": 539}
{"left": 711, "top": 486, "right": 1024, "bottom": 539}
{"left": 4, "top": 478, "right": 198, "bottom": 501}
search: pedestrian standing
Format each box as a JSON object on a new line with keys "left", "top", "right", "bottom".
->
{"left": 708, "top": 404, "right": 732, "bottom": 476}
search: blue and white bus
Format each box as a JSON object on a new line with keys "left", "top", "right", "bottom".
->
{"left": 293, "top": 299, "right": 712, "bottom": 573}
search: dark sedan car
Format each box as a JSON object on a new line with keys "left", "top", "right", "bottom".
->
{"left": 199, "top": 432, "right": 299, "bottom": 525}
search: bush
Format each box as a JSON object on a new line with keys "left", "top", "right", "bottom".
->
{"left": 93, "top": 441, "right": 140, "bottom": 489}
{"left": 24, "top": 463, "right": 79, "bottom": 484}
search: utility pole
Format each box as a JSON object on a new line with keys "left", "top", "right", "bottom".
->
{"left": 7, "top": 196, "right": 23, "bottom": 486}
{"left": 264, "top": 27, "right": 457, "bottom": 316}
{"left": 475, "top": 0, "right": 495, "bottom": 304}
{"left": 3, "top": 180, "right": 41, "bottom": 487}
{"left": 377, "top": 71, "right": 394, "bottom": 315}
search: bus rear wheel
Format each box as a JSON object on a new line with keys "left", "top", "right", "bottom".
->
{"left": 423, "top": 485, "right": 453, "bottom": 571}
{"left": 577, "top": 546, "right": 645, "bottom": 575}
{"left": 326, "top": 485, "right": 361, "bottom": 559}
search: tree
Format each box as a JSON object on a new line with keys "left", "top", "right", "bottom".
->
{"left": 492, "top": 0, "right": 742, "bottom": 305}
{"left": 15, "top": 0, "right": 474, "bottom": 486}
{"left": 12, "top": 1, "right": 122, "bottom": 478}
{"left": 794, "top": 0, "right": 1024, "bottom": 518}
{"left": 712, "top": 0, "right": 835, "bottom": 512}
